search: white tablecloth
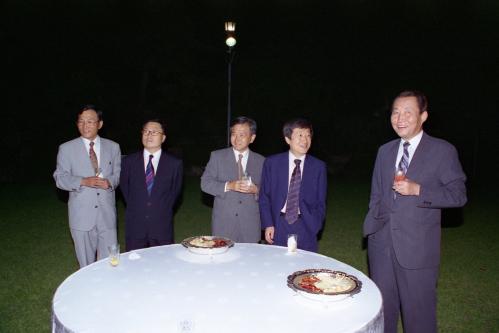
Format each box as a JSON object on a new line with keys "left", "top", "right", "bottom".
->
{"left": 52, "top": 244, "right": 383, "bottom": 333}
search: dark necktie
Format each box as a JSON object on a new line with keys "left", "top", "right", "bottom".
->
{"left": 398, "top": 141, "right": 410, "bottom": 174}
{"left": 237, "top": 153, "right": 244, "bottom": 180}
{"left": 89, "top": 141, "right": 99, "bottom": 176}
{"left": 285, "top": 159, "right": 302, "bottom": 224}
{"left": 145, "top": 154, "right": 155, "bottom": 196}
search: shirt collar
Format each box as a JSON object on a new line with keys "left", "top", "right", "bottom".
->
{"left": 400, "top": 130, "right": 423, "bottom": 148}
{"left": 232, "top": 148, "right": 249, "bottom": 160}
{"left": 81, "top": 136, "right": 100, "bottom": 145}
{"left": 288, "top": 151, "right": 306, "bottom": 163}
{"left": 144, "top": 149, "right": 162, "bottom": 159}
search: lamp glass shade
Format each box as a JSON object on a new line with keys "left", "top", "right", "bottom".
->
{"left": 225, "top": 21, "right": 236, "bottom": 32}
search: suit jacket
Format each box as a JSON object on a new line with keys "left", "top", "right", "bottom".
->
{"left": 363, "top": 132, "right": 467, "bottom": 269}
{"left": 54, "top": 137, "right": 121, "bottom": 231}
{"left": 201, "top": 148, "right": 265, "bottom": 242}
{"left": 259, "top": 152, "right": 327, "bottom": 251}
{"left": 120, "top": 150, "right": 183, "bottom": 242}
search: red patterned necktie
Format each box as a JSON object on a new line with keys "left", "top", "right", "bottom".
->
{"left": 89, "top": 141, "right": 99, "bottom": 175}
{"left": 285, "top": 159, "right": 302, "bottom": 224}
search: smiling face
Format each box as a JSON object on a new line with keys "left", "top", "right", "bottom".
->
{"left": 77, "top": 109, "right": 103, "bottom": 141}
{"left": 391, "top": 96, "right": 428, "bottom": 141}
{"left": 142, "top": 121, "right": 166, "bottom": 153}
{"left": 230, "top": 123, "right": 255, "bottom": 153}
{"left": 285, "top": 127, "right": 312, "bottom": 157}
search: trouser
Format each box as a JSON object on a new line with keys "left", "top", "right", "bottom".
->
{"left": 70, "top": 211, "right": 117, "bottom": 268}
{"left": 368, "top": 224, "right": 438, "bottom": 333}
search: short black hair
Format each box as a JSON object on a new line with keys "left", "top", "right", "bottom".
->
{"left": 78, "top": 104, "right": 103, "bottom": 121}
{"left": 282, "top": 118, "right": 313, "bottom": 139}
{"left": 142, "top": 119, "right": 167, "bottom": 134}
{"left": 394, "top": 90, "right": 428, "bottom": 113}
{"left": 230, "top": 116, "right": 257, "bottom": 135}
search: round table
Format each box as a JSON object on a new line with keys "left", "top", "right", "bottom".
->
{"left": 52, "top": 244, "right": 383, "bottom": 333}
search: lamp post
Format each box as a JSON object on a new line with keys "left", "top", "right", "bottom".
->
{"left": 225, "top": 21, "right": 236, "bottom": 147}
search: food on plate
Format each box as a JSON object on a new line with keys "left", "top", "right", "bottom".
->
{"left": 188, "top": 236, "right": 228, "bottom": 248}
{"left": 291, "top": 270, "right": 360, "bottom": 295}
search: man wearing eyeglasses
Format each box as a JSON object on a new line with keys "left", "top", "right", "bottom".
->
{"left": 54, "top": 105, "right": 121, "bottom": 268}
{"left": 120, "top": 119, "right": 183, "bottom": 251}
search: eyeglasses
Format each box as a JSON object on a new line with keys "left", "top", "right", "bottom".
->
{"left": 142, "top": 130, "right": 164, "bottom": 136}
{"left": 77, "top": 120, "right": 100, "bottom": 126}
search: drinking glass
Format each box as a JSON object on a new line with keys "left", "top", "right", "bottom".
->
{"left": 287, "top": 234, "right": 298, "bottom": 253}
{"left": 394, "top": 169, "right": 406, "bottom": 182}
{"left": 108, "top": 244, "right": 120, "bottom": 267}
{"left": 241, "top": 172, "right": 252, "bottom": 186}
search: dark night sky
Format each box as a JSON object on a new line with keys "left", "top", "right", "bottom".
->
{"left": 4, "top": 0, "right": 499, "bottom": 183}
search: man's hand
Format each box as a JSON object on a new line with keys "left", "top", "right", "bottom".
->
{"left": 265, "top": 227, "right": 275, "bottom": 244}
{"left": 393, "top": 178, "right": 420, "bottom": 196}
{"left": 81, "top": 176, "right": 111, "bottom": 190}
{"left": 227, "top": 180, "right": 258, "bottom": 194}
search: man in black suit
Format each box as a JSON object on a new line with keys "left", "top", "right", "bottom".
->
{"left": 120, "top": 119, "right": 183, "bottom": 251}
{"left": 363, "top": 90, "right": 467, "bottom": 332}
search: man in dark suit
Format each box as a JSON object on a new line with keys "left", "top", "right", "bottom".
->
{"left": 201, "top": 116, "right": 265, "bottom": 242}
{"left": 364, "top": 90, "right": 467, "bottom": 333}
{"left": 259, "top": 118, "right": 327, "bottom": 253}
{"left": 54, "top": 105, "right": 121, "bottom": 268}
{"left": 120, "top": 119, "right": 183, "bottom": 251}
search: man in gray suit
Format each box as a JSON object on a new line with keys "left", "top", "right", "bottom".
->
{"left": 201, "top": 116, "right": 265, "bottom": 243}
{"left": 364, "top": 90, "right": 467, "bottom": 333}
{"left": 54, "top": 105, "right": 121, "bottom": 268}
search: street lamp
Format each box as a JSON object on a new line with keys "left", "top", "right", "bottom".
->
{"left": 225, "top": 21, "right": 236, "bottom": 147}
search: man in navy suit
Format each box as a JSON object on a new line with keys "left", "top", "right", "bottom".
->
{"left": 120, "top": 119, "right": 183, "bottom": 251}
{"left": 364, "top": 90, "right": 467, "bottom": 333}
{"left": 259, "top": 118, "right": 327, "bottom": 253}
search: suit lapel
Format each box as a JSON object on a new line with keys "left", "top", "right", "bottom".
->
{"left": 77, "top": 138, "right": 95, "bottom": 176}
{"left": 279, "top": 153, "right": 290, "bottom": 207}
{"left": 225, "top": 148, "right": 238, "bottom": 180}
{"left": 151, "top": 152, "right": 169, "bottom": 195}
{"left": 406, "top": 133, "right": 430, "bottom": 180}
{"left": 99, "top": 139, "right": 111, "bottom": 176}
{"left": 246, "top": 149, "right": 256, "bottom": 178}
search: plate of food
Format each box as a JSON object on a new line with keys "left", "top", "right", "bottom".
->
{"left": 181, "top": 236, "right": 234, "bottom": 255}
{"left": 287, "top": 269, "right": 362, "bottom": 301}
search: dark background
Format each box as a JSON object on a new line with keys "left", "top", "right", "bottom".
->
{"left": 4, "top": 0, "right": 498, "bottom": 186}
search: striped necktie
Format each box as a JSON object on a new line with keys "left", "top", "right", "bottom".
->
{"left": 145, "top": 154, "right": 155, "bottom": 196}
{"left": 285, "top": 159, "right": 302, "bottom": 224}
{"left": 398, "top": 141, "right": 410, "bottom": 174}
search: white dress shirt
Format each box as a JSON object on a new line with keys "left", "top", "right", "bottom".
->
{"left": 225, "top": 148, "right": 250, "bottom": 192}
{"left": 281, "top": 151, "right": 306, "bottom": 213}
{"left": 394, "top": 130, "right": 423, "bottom": 170}
{"left": 144, "top": 149, "right": 162, "bottom": 173}
{"left": 81, "top": 136, "right": 101, "bottom": 165}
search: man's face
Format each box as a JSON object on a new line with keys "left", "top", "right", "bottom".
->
{"left": 285, "top": 127, "right": 312, "bottom": 157}
{"left": 77, "top": 110, "right": 102, "bottom": 140}
{"left": 142, "top": 121, "right": 166, "bottom": 153}
{"left": 230, "top": 123, "right": 255, "bottom": 153}
{"left": 391, "top": 96, "right": 428, "bottom": 141}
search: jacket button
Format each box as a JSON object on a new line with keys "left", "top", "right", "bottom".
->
{"left": 97, "top": 193, "right": 100, "bottom": 196}
{"left": 94, "top": 205, "right": 98, "bottom": 208}
{"left": 235, "top": 213, "right": 238, "bottom": 217}
{"left": 239, "top": 201, "right": 242, "bottom": 204}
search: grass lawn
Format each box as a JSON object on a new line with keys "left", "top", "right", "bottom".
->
{"left": 0, "top": 175, "right": 498, "bottom": 332}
